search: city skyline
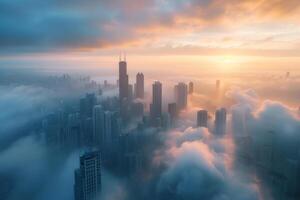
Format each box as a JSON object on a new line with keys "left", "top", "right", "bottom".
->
{"left": 1, "top": 1, "right": 300, "bottom": 200}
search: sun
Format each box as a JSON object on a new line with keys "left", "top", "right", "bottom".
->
{"left": 213, "top": 55, "right": 246, "bottom": 72}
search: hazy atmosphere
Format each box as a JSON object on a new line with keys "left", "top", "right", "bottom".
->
{"left": 0, "top": 1, "right": 300, "bottom": 200}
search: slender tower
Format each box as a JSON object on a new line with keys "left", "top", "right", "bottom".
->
{"left": 135, "top": 73, "right": 144, "bottom": 99}
{"left": 150, "top": 81, "right": 162, "bottom": 125}
{"left": 119, "top": 53, "right": 129, "bottom": 102}
{"left": 118, "top": 53, "right": 129, "bottom": 120}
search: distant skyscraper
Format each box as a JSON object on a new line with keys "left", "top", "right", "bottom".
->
{"left": 197, "top": 110, "right": 208, "bottom": 127}
{"left": 82, "top": 118, "right": 93, "bottom": 146}
{"left": 150, "top": 81, "right": 162, "bottom": 124}
{"left": 80, "top": 93, "right": 96, "bottom": 118}
{"left": 93, "top": 105, "right": 104, "bottom": 147}
{"left": 104, "top": 111, "right": 112, "bottom": 147}
{"left": 216, "top": 80, "right": 220, "bottom": 90}
{"left": 74, "top": 151, "right": 101, "bottom": 200}
{"left": 175, "top": 82, "right": 188, "bottom": 110}
{"left": 131, "top": 102, "right": 144, "bottom": 118}
{"left": 65, "top": 113, "right": 81, "bottom": 148}
{"left": 128, "top": 84, "right": 133, "bottom": 103}
{"left": 168, "top": 103, "right": 177, "bottom": 122}
{"left": 135, "top": 73, "right": 144, "bottom": 99}
{"left": 111, "top": 112, "right": 122, "bottom": 142}
{"left": 119, "top": 57, "right": 129, "bottom": 120}
{"left": 188, "top": 82, "right": 194, "bottom": 94}
{"left": 286, "top": 71, "right": 290, "bottom": 79}
{"left": 215, "top": 108, "right": 227, "bottom": 135}
{"left": 119, "top": 58, "right": 129, "bottom": 102}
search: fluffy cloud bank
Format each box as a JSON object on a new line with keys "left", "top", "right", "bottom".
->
{"left": 0, "top": 85, "right": 55, "bottom": 145}
{"left": 229, "top": 88, "right": 300, "bottom": 199}
{"left": 154, "top": 88, "right": 300, "bottom": 200}
{"left": 155, "top": 127, "right": 261, "bottom": 200}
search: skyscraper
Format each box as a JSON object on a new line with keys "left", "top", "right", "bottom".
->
{"left": 216, "top": 80, "right": 220, "bottom": 90}
{"left": 150, "top": 81, "right": 162, "bottom": 124}
{"left": 168, "top": 103, "right": 177, "bottom": 122}
{"left": 119, "top": 57, "right": 129, "bottom": 120}
{"left": 197, "top": 110, "right": 208, "bottom": 127}
{"left": 65, "top": 113, "right": 81, "bottom": 148}
{"left": 74, "top": 151, "right": 101, "bottom": 200}
{"left": 128, "top": 84, "right": 133, "bottom": 103}
{"left": 103, "top": 111, "right": 112, "bottom": 147}
{"left": 175, "top": 82, "right": 188, "bottom": 110}
{"left": 80, "top": 93, "right": 96, "bottom": 118}
{"left": 188, "top": 82, "right": 194, "bottom": 94}
{"left": 135, "top": 73, "right": 144, "bottom": 99}
{"left": 131, "top": 102, "right": 144, "bottom": 118}
{"left": 215, "top": 108, "right": 227, "bottom": 135}
{"left": 119, "top": 58, "right": 129, "bottom": 102}
{"left": 93, "top": 105, "right": 104, "bottom": 147}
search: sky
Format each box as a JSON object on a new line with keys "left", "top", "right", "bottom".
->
{"left": 0, "top": 0, "right": 300, "bottom": 72}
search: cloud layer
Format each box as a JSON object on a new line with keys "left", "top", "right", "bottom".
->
{"left": 1, "top": 0, "right": 300, "bottom": 54}
{"left": 155, "top": 127, "right": 260, "bottom": 200}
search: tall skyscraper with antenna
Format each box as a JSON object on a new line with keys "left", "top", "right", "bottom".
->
{"left": 119, "top": 53, "right": 129, "bottom": 120}
{"left": 119, "top": 53, "right": 128, "bottom": 102}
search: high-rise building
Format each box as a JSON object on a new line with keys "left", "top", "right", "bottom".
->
{"left": 93, "top": 105, "right": 104, "bottom": 147}
{"left": 168, "top": 103, "right": 177, "bottom": 122}
{"left": 175, "top": 82, "right": 188, "bottom": 110}
{"left": 119, "top": 59, "right": 129, "bottom": 102}
{"left": 82, "top": 118, "right": 93, "bottom": 146}
{"left": 64, "top": 113, "right": 81, "bottom": 148}
{"left": 119, "top": 57, "right": 129, "bottom": 120}
{"left": 197, "top": 110, "right": 208, "bottom": 127}
{"left": 128, "top": 84, "right": 133, "bottom": 103}
{"left": 286, "top": 71, "right": 290, "bottom": 79}
{"left": 215, "top": 108, "right": 227, "bottom": 135}
{"left": 189, "top": 82, "right": 194, "bottom": 94}
{"left": 111, "top": 112, "right": 122, "bottom": 142}
{"left": 74, "top": 151, "right": 101, "bottom": 200}
{"left": 80, "top": 93, "right": 97, "bottom": 118}
{"left": 135, "top": 73, "right": 144, "bottom": 99}
{"left": 131, "top": 102, "right": 144, "bottom": 118}
{"left": 104, "top": 111, "right": 112, "bottom": 147}
{"left": 216, "top": 80, "right": 220, "bottom": 90}
{"left": 150, "top": 81, "right": 162, "bottom": 125}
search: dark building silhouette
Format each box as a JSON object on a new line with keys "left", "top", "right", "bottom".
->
{"left": 80, "top": 93, "right": 96, "bottom": 118}
{"left": 188, "top": 81, "right": 194, "bottom": 94}
{"left": 197, "top": 110, "right": 208, "bottom": 127}
{"left": 131, "top": 102, "right": 144, "bottom": 118}
{"left": 93, "top": 105, "right": 104, "bottom": 147}
{"left": 65, "top": 113, "right": 81, "bottom": 149}
{"left": 216, "top": 80, "right": 220, "bottom": 90}
{"left": 135, "top": 73, "right": 144, "bottom": 99}
{"left": 175, "top": 82, "right": 188, "bottom": 110}
{"left": 74, "top": 151, "right": 101, "bottom": 200}
{"left": 215, "top": 108, "right": 227, "bottom": 135}
{"left": 150, "top": 81, "right": 162, "bottom": 125}
{"left": 119, "top": 56, "right": 129, "bottom": 120}
{"left": 168, "top": 103, "right": 177, "bottom": 123}
{"left": 128, "top": 84, "right": 133, "bottom": 103}
{"left": 119, "top": 58, "right": 129, "bottom": 102}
